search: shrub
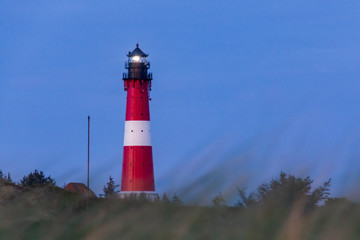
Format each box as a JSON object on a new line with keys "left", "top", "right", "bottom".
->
{"left": 20, "top": 170, "right": 56, "bottom": 186}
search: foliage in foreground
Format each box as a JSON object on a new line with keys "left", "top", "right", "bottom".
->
{"left": 0, "top": 184, "right": 360, "bottom": 240}
{"left": 0, "top": 170, "right": 360, "bottom": 240}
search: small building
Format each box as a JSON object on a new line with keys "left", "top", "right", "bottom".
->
{"left": 64, "top": 183, "right": 97, "bottom": 198}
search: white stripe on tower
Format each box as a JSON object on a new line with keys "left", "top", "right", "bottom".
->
{"left": 123, "top": 120, "right": 152, "bottom": 146}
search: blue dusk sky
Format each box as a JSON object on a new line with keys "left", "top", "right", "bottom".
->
{"left": 1, "top": 1, "right": 360, "bottom": 202}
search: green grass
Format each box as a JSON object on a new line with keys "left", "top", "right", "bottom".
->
{"left": 1, "top": 184, "right": 360, "bottom": 240}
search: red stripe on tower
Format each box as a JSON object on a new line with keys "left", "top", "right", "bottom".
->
{"left": 119, "top": 44, "right": 156, "bottom": 199}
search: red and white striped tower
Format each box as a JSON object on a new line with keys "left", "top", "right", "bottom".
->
{"left": 119, "top": 44, "right": 157, "bottom": 199}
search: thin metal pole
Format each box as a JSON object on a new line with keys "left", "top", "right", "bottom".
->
{"left": 87, "top": 115, "right": 90, "bottom": 209}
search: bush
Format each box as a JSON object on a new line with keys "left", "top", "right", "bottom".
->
{"left": 212, "top": 192, "right": 226, "bottom": 207}
{"left": 237, "top": 171, "right": 331, "bottom": 211}
{"left": 20, "top": 170, "right": 56, "bottom": 187}
{"left": 0, "top": 170, "right": 12, "bottom": 185}
{"left": 103, "top": 176, "right": 119, "bottom": 198}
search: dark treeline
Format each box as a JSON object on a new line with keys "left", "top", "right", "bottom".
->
{"left": 1, "top": 169, "right": 360, "bottom": 239}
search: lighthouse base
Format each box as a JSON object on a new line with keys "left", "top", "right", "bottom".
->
{"left": 117, "top": 191, "right": 159, "bottom": 201}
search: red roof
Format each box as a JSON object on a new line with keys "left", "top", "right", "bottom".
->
{"left": 64, "top": 183, "right": 97, "bottom": 198}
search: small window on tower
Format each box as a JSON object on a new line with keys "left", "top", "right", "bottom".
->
{"left": 131, "top": 130, "right": 134, "bottom": 132}
{"left": 141, "top": 130, "right": 143, "bottom": 132}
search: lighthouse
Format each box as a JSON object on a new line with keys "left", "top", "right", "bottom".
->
{"left": 119, "top": 44, "right": 157, "bottom": 199}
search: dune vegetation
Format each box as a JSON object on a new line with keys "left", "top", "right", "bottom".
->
{"left": 1, "top": 170, "right": 360, "bottom": 240}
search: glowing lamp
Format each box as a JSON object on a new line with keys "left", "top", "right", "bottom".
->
{"left": 132, "top": 56, "right": 140, "bottom": 62}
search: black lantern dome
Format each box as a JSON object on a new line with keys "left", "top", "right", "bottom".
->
{"left": 127, "top": 43, "right": 149, "bottom": 58}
